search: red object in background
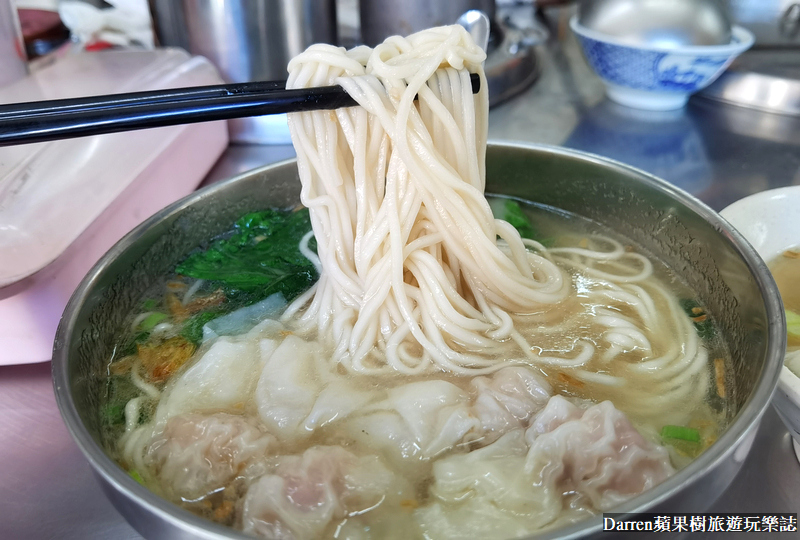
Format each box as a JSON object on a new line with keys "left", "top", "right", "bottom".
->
{"left": 85, "top": 41, "right": 115, "bottom": 52}
{"left": 17, "top": 8, "right": 70, "bottom": 58}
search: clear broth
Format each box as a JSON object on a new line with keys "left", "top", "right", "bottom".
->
{"left": 100, "top": 197, "right": 731, "bottom": 536}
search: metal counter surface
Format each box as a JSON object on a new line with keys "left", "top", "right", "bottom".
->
{"left": 2, "top": 35, "right": 799, "bottom": 540}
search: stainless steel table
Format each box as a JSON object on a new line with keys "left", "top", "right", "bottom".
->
{"left": 2, "top": 32, "right": 799, "bottom": 540}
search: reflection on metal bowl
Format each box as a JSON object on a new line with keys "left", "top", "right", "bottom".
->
{"left": 564, "top": 101, "right": 712, "bottom": 195}
{"left": 52, "top": 143, "right": 784, "bottom": 539}
{"left": 577, "top": 0, "right": 733, "bottom": 48}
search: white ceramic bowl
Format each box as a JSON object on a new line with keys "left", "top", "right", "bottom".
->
{"left": 570, "top": 16, "right": 754, "bottom": 111}
{"left": 721, "top": 186, "right": 800, "bottom": 460}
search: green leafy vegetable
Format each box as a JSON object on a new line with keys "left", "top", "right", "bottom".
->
{"left": 491, "top": 199, "right": 553, "bottom": 246}
{"left": 176, "top": 209, "right": 318, "bottom": 301}
{"left": 118, "top": 330, "right": 150, "bottom": 357}
{"left": 181, "top": 311, "right": 221, "bottom": 345}
{"left": 138, "top": 403, "right": 152, "bottom": 425}
{"left": 680, "top": 299, "right": 716, "bottom": 340}
{"left": 502, "top": 200, "right": 538, "bottom": 240}
{"left": 102, "top": 404, "right": 125, "bottom": 426}
{"left": 102, "top": 377, "right": 140, "bottom": 426}
{"left": 661, "top": 425, "right": 701, "bottom": 443}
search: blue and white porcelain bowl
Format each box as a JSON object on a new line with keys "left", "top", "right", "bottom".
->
{"left": 570, "top": 16, "right": 754, "bottom": 110}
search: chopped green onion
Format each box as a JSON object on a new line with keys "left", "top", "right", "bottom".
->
{"left": 138, "top": 312, "right": 168, "bottom": 331}
{"left": 786, "top": 310, "right": 800, "bottom": 342}
{"left": 667, "top": 439, "right": 702, "bottom": 459}
{"left": 129, "top": 470, "right": 145, "bottom": 485}
{"left": 142, "top": 298, "right": 159, "bottom": 311}
{"left": 661, "top": 425, "right": 701, "bottom": 443}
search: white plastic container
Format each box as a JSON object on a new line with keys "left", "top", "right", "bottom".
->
{"left": 0, "top": 48, "right": 229, "bottom": 364}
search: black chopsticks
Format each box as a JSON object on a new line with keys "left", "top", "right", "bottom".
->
{"left": 0, "top": 73, "right": 481, "bottom": 147}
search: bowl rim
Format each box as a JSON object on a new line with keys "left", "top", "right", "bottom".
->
{"left": 720, "top": 185, "right": 800, "bottom": 400}
{"left": 569, "top": 15, "right": 755, "bottom": 56}
{"left": 720, "top": 185, "right": 800, "bottom": 223}
{"left": 52, "top": 141, "right": 785, "bottom": 540}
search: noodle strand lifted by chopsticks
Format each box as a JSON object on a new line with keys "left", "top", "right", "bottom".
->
{"left": 283, "top": 26, "right": 572, "bottom": 374}
{"left": 281, "top": 25, "right": 707, "bottom": 409}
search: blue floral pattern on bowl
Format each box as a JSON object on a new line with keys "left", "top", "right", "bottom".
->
{"left": 576, "top": 34, "right": 735, "bottom": 93}
{"left": 569, "top": 15, "right": 754, "bottom": 109}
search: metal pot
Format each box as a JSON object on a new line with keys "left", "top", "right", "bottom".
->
{"left": 359, "top": 0, "right": 496, "bottom": 46}
{"left": 52, "top": 142, "right": 784, "bottom": 539}
{"left": 148, "top": 0, "right": 337, "bottom": 144}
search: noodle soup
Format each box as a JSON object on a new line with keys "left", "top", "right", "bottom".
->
{"left": 101, "top": 197, "right": 729, "bottom": 539}
{"left": 86, "top": 23, "right": 745, "bottom": 540}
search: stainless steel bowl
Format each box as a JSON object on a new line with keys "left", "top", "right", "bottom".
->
{"left": 52, "top": 143, "right": 784, "bottom": 539}
{"left": 578, "top": 0, "right": 733, "bottom": 47}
